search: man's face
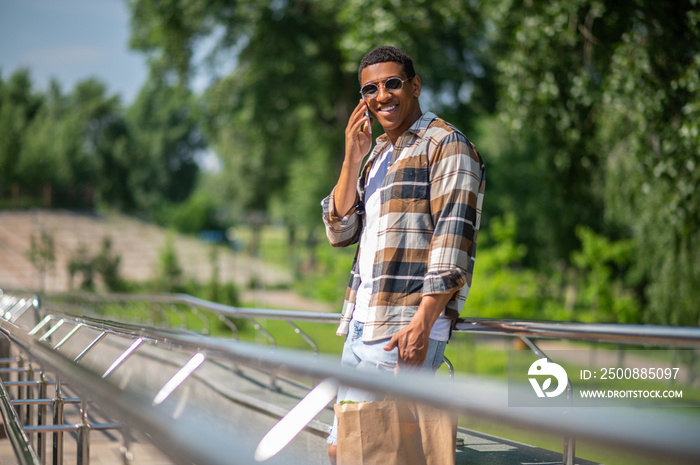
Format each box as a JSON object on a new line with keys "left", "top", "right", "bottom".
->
{"left": 360, "top": 61, "right": 422, "bottom": 142}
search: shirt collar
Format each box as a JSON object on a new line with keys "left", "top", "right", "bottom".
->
{"left": 375, "top": 111, "right": 438, "bottom": 148}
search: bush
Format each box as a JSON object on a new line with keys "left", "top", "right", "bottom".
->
{"left": 153, "top": 234, "right": 185, "bottom": 293}
{"left": 467, "top": 214, "right": 545, "bottom": 320}
{"left": 154, "top": 191, "right": 223, "bottom": 234}
{"left": 570, "top": 226, "right": 641, "bottom": 323}
{"left": 68, "top": 244, "right": 94, "bottom": 291}
{"left": 67, "top": 236, "right": 128, "bottom": 292}
{"left": 93, "top": 237, "right": 128, "bottom": 292}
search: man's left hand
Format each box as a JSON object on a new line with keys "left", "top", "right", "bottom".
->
{"left": 383, "top": 322, "right": 430, "bottom": 370}
{"left": 382, "top": 293, "right": 453, "bottom": 371}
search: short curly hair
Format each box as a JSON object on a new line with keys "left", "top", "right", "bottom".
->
{"left": 358, "top": 46, "right": 416, "bottom": 83}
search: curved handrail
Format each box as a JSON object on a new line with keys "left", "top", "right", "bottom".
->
{"left": 3, "top": 291, "right": 700, "bottom": 465}
{"left": 51, "top": 292, "right": 700, "bottom": 348}
{"left": 0, "top": 320, "right": 264, "bottom": 465}
{"left": 8, "top": 304, "right": 700, "bottom": 463}
{"left": 454, "top": 318, "right": 700, "bottom": 348}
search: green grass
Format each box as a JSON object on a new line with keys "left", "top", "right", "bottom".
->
{"left": 234, "top": 225, "right": 295, "bottom": 271}
{"left": 234, "top": 318, "right": 346, "bottom": 354}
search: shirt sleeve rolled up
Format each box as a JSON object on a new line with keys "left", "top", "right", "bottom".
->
{"left": 321, "top": 188, "right": 363, "bottom": 248}
{"left": 422, "top": 132, "right": 484, "bottom": 299}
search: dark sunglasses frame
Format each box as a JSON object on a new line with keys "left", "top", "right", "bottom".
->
{"left": 360, "top": 76, "right": 412, "bottom": 99}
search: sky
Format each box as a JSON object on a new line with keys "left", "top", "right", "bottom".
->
{"left": 0, "top": 0, "right": 223, "bottom": 171}
{"left": 0, "top": 0, "right": 149, "bottom": 104}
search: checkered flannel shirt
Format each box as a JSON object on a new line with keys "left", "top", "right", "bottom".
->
{"left": 321, "top": 112, "right": 485, "bottom": 342}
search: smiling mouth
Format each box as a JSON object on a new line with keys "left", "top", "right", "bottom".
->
{"left": 378, "top": 104, "right": 397, "bottom": 113}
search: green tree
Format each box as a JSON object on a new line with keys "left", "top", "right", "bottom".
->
{"left": 127, "top": 0, "right": 496, "bottom": 260}
{"left": 156, "top": 190, "right": 222, "bottom": 233}
{"left": 2, "top": 67, "right": 203, "bottom": 215}
{"left": 68, "top": 79, "right": 137, "bottom": 210}
{"left": 0, "top": 69, "right": 44, "bottom": 191}
{"left": 18, "top": 81, "right": 84, "bottom": 202}
{"left": 467, "top": 214, "right": 543, "bottom": 320}
{"left": 487, "top": 0, "right": 700, "bottom": 325}
{"left": 127, "top": 76, "right": 204, "bottom": 213}
{"left": 486, "top": 0, "right": 624, "bottom": 264}
{"left": 12, "top": 77, "right": 137, "bottom": 210}
{"left": 598, "top": 2, "right": 700, "bottom": 325}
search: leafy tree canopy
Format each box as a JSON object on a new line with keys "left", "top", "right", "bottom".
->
{"left": 487, "top": 0, "right": 700, "bottom": 324}
{"left": 127, "top": 0, "right": 496, "bottom": 228}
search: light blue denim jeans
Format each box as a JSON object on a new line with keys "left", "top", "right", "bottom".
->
{"left": 327, "top": 319, "right": 448, "bottom": 445}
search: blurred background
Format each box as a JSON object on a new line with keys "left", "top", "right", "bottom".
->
{"left": 0, "top": 0, "right": 698, "bottom": 327}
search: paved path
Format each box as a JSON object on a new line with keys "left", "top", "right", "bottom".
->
{"left": 0, "top": 318, "right": 600, "bottom": 465}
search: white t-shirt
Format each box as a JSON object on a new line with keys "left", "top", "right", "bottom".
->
{"left": 353, "top": 145, "right": 452, "bottom": 341}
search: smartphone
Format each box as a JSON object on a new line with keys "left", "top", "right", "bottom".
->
{"left": 362, "top": 97, "right": 372, "bottom": 134}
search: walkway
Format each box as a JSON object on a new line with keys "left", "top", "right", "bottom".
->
{"left": 0, "top": 321, "right": 600, "bottom": 465}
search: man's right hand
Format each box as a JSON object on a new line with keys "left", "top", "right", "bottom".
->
{"left": 344, "top": 99, "right": 373, "bottom": 167}
{"left": 333, "top": 100, "right": 374, "bottom": 217}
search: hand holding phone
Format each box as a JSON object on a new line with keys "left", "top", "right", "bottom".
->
{"left": 362, "top": 99, "right": 372, "bottom": 135}
{"left": 345, "top": 99, "right": 374, "bottom": 165}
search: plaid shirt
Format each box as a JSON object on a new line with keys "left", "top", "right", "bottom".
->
{"left": 321, "top": 112, "right": 485, "bottom": 342}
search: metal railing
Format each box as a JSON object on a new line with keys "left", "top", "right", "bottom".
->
{"left": 1, "top": 290, "right": 699, "bottom": 465}
{"left": 0, "top": 315, "right": 263, "bottom": 465}
{"left": 57, "top": 292, "right": 700, "bottom": 465}
{"left": 50, "top": 291, "right": 700, "bottom": 348}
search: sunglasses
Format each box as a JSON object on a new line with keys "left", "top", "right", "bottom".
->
{"left": 360, "top": 76, "right": 412, "bottom": 99}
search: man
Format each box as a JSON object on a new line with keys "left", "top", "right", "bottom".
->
{"left": 321, "top": 45, "right": 485, "bottom": 463}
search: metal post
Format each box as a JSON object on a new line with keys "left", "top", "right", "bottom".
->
{"left": 77, "top": 398, "right": 89, "bottom": 465}
{"left": 26, "top": 363, "right": 34, "bottom": 429}
{"left": 32, "top": 295, "right": 42, "bottom": 331}
{"left": 17, "top": 355, "right": 25, "bottom": 423}
{"left": 518, "top": 336, "right": 576, "bottom": 465}
{"left": 38, "top": 372, "right": 48, "bottom": 465}
{"left": 52, "top": 378, "right": 64, "bottom": 465}
{"left": 102, "top": 339, "right": 143, "bottom": 379}
{"left": 442, "top": 356, "right": 455, "bottom": 380}
{"left": 246, "top": 318, "right": 278, "bottom": 390}
{"left": 188, "top": 305, "right": 210, "bottom": 334}
{"left": 562, "top": 376, "right": 575, "bottom": 465}
{"left": 563, "top": 435, "right": 576, "bottom": 465}
{"left": 218, "top": 314, "right": 239, "bottom": 340}
{"left": 169, "top": 304, "right": 187, "bottom": 328}
{"left": 287, "top": 321, "right": 318, "bottom": 354}
{"left": 120, "top": 426, "right": 133, "bottom": 465}
{"left": 74, "top": 332, "right": 107, "bottom": 363}
{"left": 153, "top": 353, "right": 206, "bottom": 406}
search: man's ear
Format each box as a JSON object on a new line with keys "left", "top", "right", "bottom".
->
{"left": 412, "top": 75, "right": 422, "bottom": 98}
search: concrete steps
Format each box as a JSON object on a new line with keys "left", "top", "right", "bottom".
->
{"left": 0, "top": 210, "right": 291, "bottom": 294}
